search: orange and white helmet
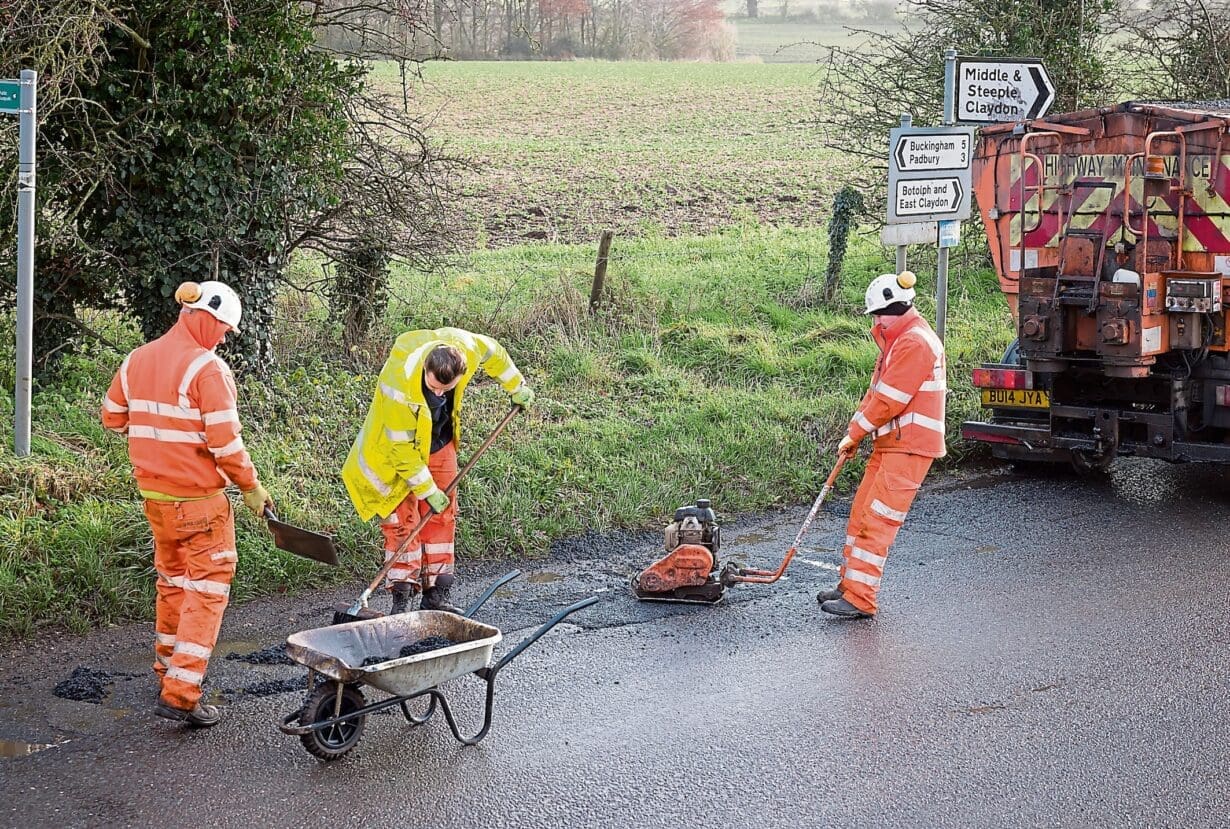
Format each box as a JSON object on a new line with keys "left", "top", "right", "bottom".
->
{"left": 174, "top": 281, "right": 243, "bottom": 331}
{"left": 864, "top": 270, "right": 917, "bottom": 315}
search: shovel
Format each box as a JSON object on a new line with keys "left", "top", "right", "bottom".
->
{"left": 332, "top": 404, "right": 523, "bottom": 624}
{"left": 263, "top": 509, "right": 340, "bottom": 566}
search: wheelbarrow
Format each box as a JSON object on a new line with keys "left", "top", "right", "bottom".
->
{"left": 278, "top": 570, "right": 597, "bottom": 760}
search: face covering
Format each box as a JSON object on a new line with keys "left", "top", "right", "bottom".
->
{"left": 180, "top": 308, "right": 231, "bottom": 350}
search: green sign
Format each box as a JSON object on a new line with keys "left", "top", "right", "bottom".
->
{"left": 0, "top": 80, "right": 20, "bottom": 113}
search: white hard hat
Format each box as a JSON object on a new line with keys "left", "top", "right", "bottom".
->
{"left": 864, "top": 270, "right": 917, "bottom": 315}
{"left": 175, "top": 281, "right": 242, "bottom": 331}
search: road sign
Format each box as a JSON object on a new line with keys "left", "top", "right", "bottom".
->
{"left": 954, "top": 57, "right": 1055, "bottom": 124}
{"left": 887, "top": 124, "right": 974, "bottom": 224}
{"left": 0, "top": 80, "right": 19, "bottom": 113}
{"left": 894, "top": 130, "right": 972, "bottom": 172}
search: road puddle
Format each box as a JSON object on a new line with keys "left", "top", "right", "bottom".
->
{"left": 0, "top": 738, "right": 67, "bottom": 759}
{"left": 527, "top": 572, "right": 562, "bottom": 584}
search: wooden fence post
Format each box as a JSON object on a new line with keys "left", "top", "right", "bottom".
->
{"left": 590, "top": 230, "right": 614, "bottom": 314}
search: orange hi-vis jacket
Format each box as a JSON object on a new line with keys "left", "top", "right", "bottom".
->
{"left": 847, "top": 307, "right": 947, "bottom": 458}
{"left": 101, "top": 317, "right": 258, "bottom": 498}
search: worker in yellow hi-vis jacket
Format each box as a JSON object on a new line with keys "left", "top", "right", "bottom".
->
{"left": 342, "top": 328, "right": 533, "bottom": 614}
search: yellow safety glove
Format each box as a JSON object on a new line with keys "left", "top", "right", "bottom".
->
{"left": 425, "top": 490, "right": 450, "bottom": 514}
{"left": 511, "top": 386, "right": 535, "bottom": 409}
{"left": 242, "top": 483, "right": 273, "bottom": 517}
{"left": 838, "top": 434, "right": 859, "bottom": 457}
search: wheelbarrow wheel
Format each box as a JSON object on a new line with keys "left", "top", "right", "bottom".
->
{"left": 298, "top": 682, "right": 366, "bottom": 761}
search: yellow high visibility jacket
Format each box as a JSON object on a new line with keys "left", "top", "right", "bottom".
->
{"left": 342, "top": 328, "right": 525, "bottom": 521}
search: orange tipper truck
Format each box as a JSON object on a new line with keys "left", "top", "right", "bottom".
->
{"left": 962, "top": 100, "right": 1230, "bottom": 471}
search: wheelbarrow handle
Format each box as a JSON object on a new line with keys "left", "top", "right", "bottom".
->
{"left": 462, "top": 570, "right": 522, "bottom": 619}
{"left": 490, "top": 595, "right": 599, "bottom": 675}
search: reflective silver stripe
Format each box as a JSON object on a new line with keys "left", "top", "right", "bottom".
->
{"left": 380, "top": 513, "right": 400, "bottom": 526}
{"left": 419, "top": 482, "right": 442, "bottom": 499}
{"left": 845, "top": 535, "right": 854, "bottom": 548}
{"left": 844, "top": 569, "right": 882, "bottom": 587}
{"left": 165, "top": 666, "right": 204, "bottom": 687}
{"left": 108, "top": 425, "right": 129, "bottom": 435}
{"left": 183, "top": 578, "right": 231, "bottom": 597}
{"left": 385, "top": 568, "right": 416, "bottom": 582}
{"left": 918, "top": 379, "right": 947, "bottom": 392}
{"left": 853, "top": 411, "right": 875, "bottom": 433}
{"left": 384, "top": 427, "right": 413, "bottom": 442}
{"left": 497, "top": 366, "right": 519, "bottom": 385}
{"left": 424, "top": 562, "right": 450, "bottom": 575}
{"left": 874, "top": 381, "right": 911, "bottom": 404}
{"left": 406, "top": 467, "right": 433, "bottom": 488}
{"left": 380, "top": 382, "right": 408, "bottom": 405}
{"left": 210, "top": 550, "right": 238, "bottom": 563}
{"left": 173, "top": 641, "right": 213, "bottom": 660}
{"left": 357, "top": 451, "right": 393, "bottom": 497}
{"left": 178, "top": 351, "right": 222, "bottom": 408}
{"left": 103, "top": 397, "right": 128, "bottom": 413}
{"left": 870, "top": 499, "right": 907, "bottom": 523}
{"left": 384, "top": 546, "right": 421, "bottom": 561}
{"left": 209, "top": 436, "right": 245, "bottom": 458}
{"left": 129, "top": 399, "right": 202, "bottom": 420}
{"left": 119, "top": 354, "right": 131, "bottom": 400}
{"left": 203, "top": 408, "right": 239, "bottom": 426}
{"left": 156, "top": 654, "right": 170, "bottom": 667}
{"left": 874, "top": 412, "right": 945, "bottom": 438}
{"left": 155, "top": 632, "right": 177, "bottom": 646}
{"left": 851, "top": 546, "right": 888, "bottom": 568}
{"left": 158, "top": 572, "right": 186, "bottom": 588}
{"left": 908, "top": 327, "right": 945, "bottom": 360}
{"left": 422, "top": 542, "right": 455, "bottom": 556}
{"left": 129, "top": 425, "right": 207, "bottom": 444}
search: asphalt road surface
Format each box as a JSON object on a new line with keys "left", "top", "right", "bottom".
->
{"left": 2, "top": 459, "right": 1228, "bottom": 828}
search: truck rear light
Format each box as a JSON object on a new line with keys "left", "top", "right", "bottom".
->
{"left": 972, "top": 367, "right": 1032, "bottom": 390}
{"left": 1216, "top": 385, "right": 1230, "bottom": 407}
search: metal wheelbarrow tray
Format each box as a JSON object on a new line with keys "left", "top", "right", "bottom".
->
{"left": 278, "top": 570, "right": 597, "bottom": 761}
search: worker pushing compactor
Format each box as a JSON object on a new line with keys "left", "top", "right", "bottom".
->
{"left": 342, "top": 328, "right": 533, "bottom": 615}
{"left": 818, "top": 271, "right": 946, "bottom": 620}
{"left": 101, "top": 281, "right": 273, "bottom": 727}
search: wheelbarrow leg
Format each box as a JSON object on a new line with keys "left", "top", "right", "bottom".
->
{"left": 400, "top": 694, "right": 438, "bottom": 727}
{"left": 431, "top": 677, "right": 498, "bottom": 746}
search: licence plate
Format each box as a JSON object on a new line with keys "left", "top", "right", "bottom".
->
{"left": 981, "top": 388, "right": 1050, "bottom": 409}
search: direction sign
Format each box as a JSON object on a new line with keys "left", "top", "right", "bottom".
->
{"left": 954, "top": 57, "right": 1055, "bottom": 124}
{"left": 894, "top": 129, "right": 972, "bottom": 172}
{"left": 0, "top": 80, "right": 20, "bottom": 114}
{"left": 887, "top": 125, "right": 974, "bottom": 224}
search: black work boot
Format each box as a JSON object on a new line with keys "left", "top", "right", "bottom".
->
{"left": 390, "top": 583, "right": 416, "bottom": 615}
{"left": 153, "top": 700, "right": 223, "bottom": 728}
{"left": 420, "top": 575, "right": 461, "bottom": 614}
{"left": 816, "top": 586, "right": 842, "bottom": 604}
{"left": 820, "top": 597, "right": 874, "bottom": 620}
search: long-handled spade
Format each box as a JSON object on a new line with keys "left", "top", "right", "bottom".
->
{"left": 719, "top": 451, "right": 849, "bottom": 587}
{"left": 332, "top": 405, "right": 522, "bottom": 625}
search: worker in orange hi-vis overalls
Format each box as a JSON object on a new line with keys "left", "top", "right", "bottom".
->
{"left": 101, "top": 281, "right": 273, "bottom": 727}
{"left": 817, "top": 271, "right": 946, "bottom": 620}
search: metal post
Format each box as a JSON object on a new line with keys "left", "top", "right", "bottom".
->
{"left": 896, "top": 113, "right": 911, "bottom": 276}
{"left": 935, "top": 49, "right": 957, "bottom": 342}
{"left": 14, "top": 69, "right": 37, "bottom": 457}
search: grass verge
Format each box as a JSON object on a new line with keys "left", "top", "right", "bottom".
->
{"left": 0, "top": 224, "right": 1011, "bottom": 637}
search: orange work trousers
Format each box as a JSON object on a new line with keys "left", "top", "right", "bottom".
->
{"left": 838, "top": 451, "right": 933, "bottom": 614}
{"left": 142, "top": 492, "right": 237, "bottom": 710}
{"left": 380, "top": 443, "right": 458, "bottom": 591}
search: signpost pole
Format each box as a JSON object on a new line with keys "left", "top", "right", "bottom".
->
{"left": 896, "top": 113, "right": 912, "bottom": 276}
{"left": 14, "top": 69, "right": 37, "bottom": 457}
{"left": 935, "top": 48, "right": 957, "bottom": 342}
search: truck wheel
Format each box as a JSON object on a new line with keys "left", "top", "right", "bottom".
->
{"left": 1002, "top": 338, "right": 1022, "bottom": 366}
{"left": 298, "top": 681, "right": 366, "bottom": 761}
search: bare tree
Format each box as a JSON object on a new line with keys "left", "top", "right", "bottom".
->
{"left": 1125, "top": 0, "right": 1230, "bottom": 100}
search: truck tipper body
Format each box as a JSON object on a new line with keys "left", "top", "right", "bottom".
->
{"left": 962, "top": 101, "right": 1230, "bottom": 468}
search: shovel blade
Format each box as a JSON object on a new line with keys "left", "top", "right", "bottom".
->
{"left": 266, "top": 515, "right": 339, "bottom": 566}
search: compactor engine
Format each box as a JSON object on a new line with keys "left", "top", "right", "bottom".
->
{"left": 963, "top": 101, "right": 1230, "bottom": 468}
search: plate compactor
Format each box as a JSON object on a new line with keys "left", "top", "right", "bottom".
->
{"left": 632, "top": 457, "right": 848, "bottom": 605}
